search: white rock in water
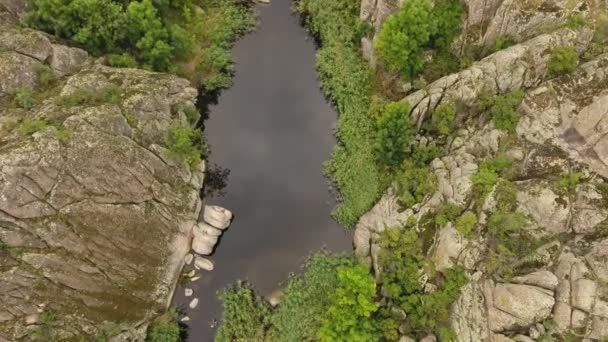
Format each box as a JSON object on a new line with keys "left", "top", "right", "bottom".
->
{"left": 181, "top": 316, "right": 190, "bottom": 322}
{"left": 184, "top": 254, "right": 194, "bottom": 265}
{"left": 185, "top": 288, "right": 193, "bottom": 297}
{"left": 191, "top": 276, "right": 201, "bottom": 282}
{"left": 194, "top": 256, "right": 214, "bottom": 271}
{"left": 203, "top": 205, "right": 233, "bottom": 230}
{"left": 189, "top": 298, "right": 199, "bottom": 309}
{"left": 257, "top": 0, "right": 270, "bottom": 3}
{"left": 195, "top": 222, "right": 222, "bottom": 237}
{"left": 186, "top": 270, "right": 196, "bottom": 278}
{"left": 192, "top": 232, "right": 219, "bottom": 255}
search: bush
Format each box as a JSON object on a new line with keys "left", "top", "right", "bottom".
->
{"left": 455, "top": 211, "right": 477, "bottom": 238}
{"left": 431, "top": 102, "right": 456, "bottom": 135}
{"left": 14, "top": 87, "right": 35, "bottom": 110}
{"left": 216, "top": 282, "right": 272, "bottom": 342}
{"left": 107, "top": 53, "right": 138, "bottom": 68}
{"left": 480, "top": 90, "right": 525, "bottom": 132}
{"left": 60, "top": 85, "right": 122, "bottom": 107}
{"left": 428, "top": 0, "right": 464, "bottom": 50}
{"left": 375, "top": 101, "right": 415, "bottom": 167}
{"left": 547, "top": 46, "right": 578, "bottom": 76}
{"left": 396, "top": 161, "right": 437, "bottom": 208}
{"left": 434, "top": 201, "right": 462, "bottom": 227}
{"left": 566, "top": 14, "right": 586, "bottom": 29}
{"left": 375, "top": 0, "right": 434, "bottom": 77}
{"left": 555, "top": 172, "right": 583, "bottom": 194}
{"left": 146, "top": 310, "right": 180, "bottom": 342}
{"left": 378, "top": 228, "right": 467, "bottom": 338}
{"left": 494, "top": 180, "right": 518, "bottom": 211}
{"left": 33, "top": 63, "right": 56, "bottom": 87}
{"left": 299, "top": 0, "right": 382, "bottom": 227}
{"left": 471, "top": 155, "right": 514, "bottom": 199}
{"left": 54, "top": 126, "right": 71, "bottom": 143}
{"left": 317, "top": 262, "right": 381, "bottom": 342}
{"left": 19, "top": 119, "right": 49, "bottom": 136}
{"left": 268, "top": 253, "right": 353, "bottom": 342}
{"left": 485, "top": 35, "right": 515, "bottom": 55}
{"left": 163, "top": 125, "right": 207, "bottom": 171}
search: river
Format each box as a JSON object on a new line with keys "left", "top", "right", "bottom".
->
{"left": 174, "top": 1, "right": 352, "bottom": 340}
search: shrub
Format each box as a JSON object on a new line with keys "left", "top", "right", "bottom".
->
{"left": 163, "top": 125, "right": 206, "bottom": 170}
{"left": 547, "top": 46, "right": 578, "bottom": 76}
{"left": 268, "top": 253, "right": 353, "bottom": 342}
{"left": 480, "top": 90, "right": 525, "bottom": 132}
{"left": 317, "top": 262, "right": 380, "bottom": 342}
{"left": 60, "top": 85, "right": 122, "bottom": 107}
{"left": 14, "top": 87, "right": 35, "bottom": 110}
{"left": 378, "top": 228, "right": 467, "bottom": 338}
{"left": 487, "top": 211, "right": 528, "bottom": 252}
{"left": 485, "top": 35, "right": 515, "bottom": 55}
{"left": 299, "top": 0, "right": 381, "bottom": 228}
{"left": 54, "top": 126, "right": 71, "bottom": 143}
{"left": 216, "top": 282, "right": 272, "bottom": 342}
{"left": 566, "top": 14, "right": 586, "bottom": 29}
{"left": 145, "top": 310, "right": 180, "bottom": 342}
{"left": 19, "top": 119, "right": 49, "bottom": 136}
{"left": 396, "top": 161, "right": 437, "bottom": 208}
{"left": 431, "top": 102, "right": 456, "bottom": 135}
{"left": 375, "top": 0, "right": 434, "bottom": 77}
{"left": 107, "top": 53, "right": 138, "bottom": 68}
{"left": 196, "top": 46, "right": 234, "bottom": 91}
{"left": 494, "top": 180, "right": 518, "bottom": 211}
{"left": 455, "top": 211, "right": 477, "bottom": 238}
{"left": 555, "top": 172, "right": 583, "bottom": 194}
{"left": 33, "top": 64, "right": 56, "bottom": 87}
{"left": 375, "top": 101, "right": 415, "bottom": 167}
{"left": 434, "top": 201, "right": 462, "bottom": 227}
{"left": 428, "top": 0, "right": 464, "bottom": 50}
{"left": 124, "top": 112, "right": 139, "bottom": 128}
{"left": 471, "top": 155, "right": 514, "bottom": 199}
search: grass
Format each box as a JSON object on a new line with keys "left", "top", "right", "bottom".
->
{"left": 59, "top": 85, "right": 122, "bottom": 107}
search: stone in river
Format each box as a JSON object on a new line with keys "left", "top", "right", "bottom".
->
{"left": 189, "top": 298, "right": 199, "bottom": 309}
{"left": 203, "top": 205, "right": 233, "bottom": 230}
{"left": 194, "top": 256, "right": 214, "bottom": 271}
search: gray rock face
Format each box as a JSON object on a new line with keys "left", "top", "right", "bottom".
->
{"left": 0, "top": 41, "right": 203, "bottom": 339}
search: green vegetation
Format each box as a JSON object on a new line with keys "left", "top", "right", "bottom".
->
{"left": 555, "top": 172, "right": 583, "bottom": 194}
{"left": 163, "top": 125, "right": 207, "bottom": 171}
{"left": 33, "top": 63, "right": 57, "bottom": 87}
{"left": 124, "top": 112, "right": 139, "bottom": 128}
{"left": 479, "top": 90, "right": 525, "bottom": 132}
{"left": 54, "top": 125, "right": 71, "bottom": 143}
{"left": 59, "top": 85, "right": 122, "bottom": 107}
{"left": 396, "top": 161, "right": 437, "bottom": 208}
{"left": 26, "top": 0, "right": 254, "bottom": 90}
{"left": 19, "top": 119, "right": 49, "bottom": 136}
{"left": 268, "top": 253, "right": 352, "bottom": 341}
{"left": 547, "top": 46, "right": 579, "bottom": 76}
{"left": 216, "top": 282, "right": 272, "bottom": 342}
{"left": 376, "top": 0, "right": 464, "bottom": 79}
{"left": 431, "top": 102, "right": 456, "bottom": 135}
{"left": 298, "top": 0, "right": 381, "bottom": 227}
{"left": 146, "top": 309, "right": 180, "bottom": 342}
{"left": 378, "top": 227, "right": 467, "bottom": 339}
{"left": 31, "top": 310, "right": 56, "bottom": 341}
{"left": 317, "top": 262, "right": 380, "bottom": 342}
{"left": 471, "top": 155, "right": 515, "bottom": 200}
{"left": 434, "top": 201, "right": 462, "bottom": 227}
{"left": 566, "top": 14, "right": 586, "bottom": 29}
{"left": 14, "top": 87, "right": 36, "bottom": 110}
{"left": 455, "top": 211, "right": 477, "bottom": 238}
{"left": 375, "top": 101, "right": 415, "bottom": 167}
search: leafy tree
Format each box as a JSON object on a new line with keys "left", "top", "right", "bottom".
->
{"left": 107, "top": 53, "right": 138, "bottom": 68}
{"left": 471, "top": 155, "right": 514, "bottom": 200}
{"left": 396, "top": 161, "right": 437, "bottom": 208}
{"left": 429, "top": 0, "right": 464, "bottom": 50}
{"left": 216, "top": 282, "right": 272, "bottom": 342}
{"left": 317, "top": 262, "right": 381, "bottom": 342}
{"left": 375, "top": 0, "right": 434, "bottom": 77}
{"left": 375, "top": 101, "right": 415, "bottom": 167}
{"left": 269, "top": 253, "right": 352, "bottom": 342}
{"left": 431, "top": 102, "right": 456, "bottom": 135}
{"left": 547, "top": 46, "right": 578, "bottom": 76}
{"left": 479, "top": 90, "right": 525, "bottom": 132}
{"left": 455, "top": 211, "right": 477, "bottom": 238}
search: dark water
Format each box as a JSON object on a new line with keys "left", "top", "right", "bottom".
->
{"left": 174, "top": 1, "right": 352, "bottom": 340}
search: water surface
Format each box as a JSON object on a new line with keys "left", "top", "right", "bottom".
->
{"left": 175, "top": 1, "right": 352, "bottom": 340}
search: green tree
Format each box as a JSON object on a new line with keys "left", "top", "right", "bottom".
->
{"left": 375, "top": 101, "right": 415, "bottom": 167}
{"left": 317, "top": 262, "right": 380, "bottom": 342}
{"left": 429, "top": 0, "right": 464, "bottom": 50}
{"left": 396, "top": 161, "right": 437, "bottom": 208}
{"left": 146, "top": 310, "right": 180, "bottom": 342}
{"left": 480, "top": 90, "right": 525, "bottom": 132}
{"left": 455, "top": 212, "right": 477, "bottom": 238}
{"left": 216, "top": 282, "right": 272, "bottom": 342}
{"left": 431, "top": 102, "right": 456, "bottom": 135}
{"left": 375, "top": 0, "right": 434, "bottom": 77}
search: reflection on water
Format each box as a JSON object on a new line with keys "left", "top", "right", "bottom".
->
{"left": 173, "top": 1, "right": 352, "bottom": 341}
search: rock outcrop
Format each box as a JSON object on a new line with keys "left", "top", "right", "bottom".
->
{"left": 0, "top": 8, "right": 207, "bottom": 341}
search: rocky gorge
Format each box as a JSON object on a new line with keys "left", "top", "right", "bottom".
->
{"left": 354, "top": 0, "right": 608, "bottom": 340}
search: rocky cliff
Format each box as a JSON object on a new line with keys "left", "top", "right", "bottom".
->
{"left": 355, "top": 0, "right": 608, "bottom": 340}
{"left": 0, "top": 4, "right": 205, "bottom": 341}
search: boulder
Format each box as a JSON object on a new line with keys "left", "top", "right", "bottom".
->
{"left": 450, "top": 280, "right": 490, "bottom": 341}
{"left": 511, "top": 270, "right": 558, "bottom": 291}
{"left": 487, "top": 282, "right": 554, "bottom": 332}
{"left": 194, "top": 222, "right": 223, "bottom": 237}
{"left": 203, "top": 205, "right": 233, "bottom": 230}
{"left": 185, "top": 288, "right": 193, "bottom": 297}
{"left": 194, "top": 256, "right": 214, "bottom": 271}
{"left": 189, "top": 298, "right": 199, "bottom": 309}
{"left": 49, "top": 44, "right": 88, "bottom": 77}
{"left": 517, "top": 182, "right": 570, "bottom": 236}
{"left": 192, "top": 232, "right": 219, "bottom": 255}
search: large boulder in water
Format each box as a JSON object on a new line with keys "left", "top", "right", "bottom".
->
{"left": 203, "top": 205, "right": 233, "bottom": 229}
